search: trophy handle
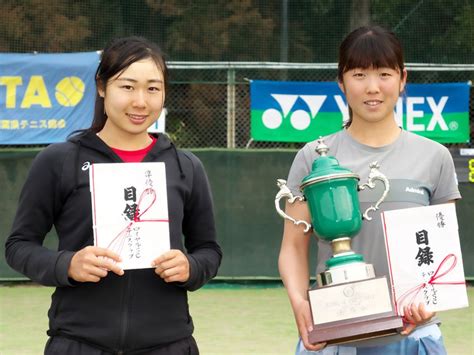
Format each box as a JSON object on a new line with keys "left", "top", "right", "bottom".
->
{"left": 358, "top": 162, "right": 390, "bottom": 221}
{"left": 275, "top": 179, "right": 312, "bottom": 233}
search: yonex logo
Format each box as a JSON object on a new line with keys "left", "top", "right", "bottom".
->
{"left": 250, "top": 81, "right": 468, "bottom": 144}
{"left": 262, "top": 94, "right": 329, "bottom": 131}
{"left": 262, "top": 93, "right": 453, "bottom": 133}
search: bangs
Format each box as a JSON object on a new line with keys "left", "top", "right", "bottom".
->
{"left": 106, "top": 50, "right": 166, "bottom": 80}
{"left": 97, "top": 37, "right": 168, "bottom": 87}
{"left": 338, "top": 27, "right": 404, "bottom": 79}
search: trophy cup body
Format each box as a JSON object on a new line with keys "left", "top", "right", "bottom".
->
{"left": 276, "top": 139, "right": 403, "bottom": 345}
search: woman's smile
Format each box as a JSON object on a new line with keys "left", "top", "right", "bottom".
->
{"left": 364, "top": 99, "right": 383, "bottom": 107}
{"left": 126, "top": 113, "right": 149, "bottom": 124}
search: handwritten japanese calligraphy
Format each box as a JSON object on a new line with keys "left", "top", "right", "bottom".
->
{"left": 415, "top": 230, "right": 433, "bottom": 266}
{"left": 90, "top": 162, "right": 170, "bottom": 270}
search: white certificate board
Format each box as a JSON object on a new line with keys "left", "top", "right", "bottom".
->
{"left": 382, "top": 203, "right": 468, "bottom": 315}
{"left": 90, "top": 162, "right": 170, "bottom": 270}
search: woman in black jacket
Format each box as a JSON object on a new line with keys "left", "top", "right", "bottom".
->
{"left": 5, "top": 36, "right": 222, "bottom": 355}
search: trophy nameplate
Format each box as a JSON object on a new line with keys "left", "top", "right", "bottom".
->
{"left": 308, "top": 277, "right": 402, "bottom": 344}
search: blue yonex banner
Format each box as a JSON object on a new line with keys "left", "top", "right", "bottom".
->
{"left": 250, "top": 80, "right": 470, "bottom": 143}
{"left": 0, "top": 52, "right": 100, "bottom": 144}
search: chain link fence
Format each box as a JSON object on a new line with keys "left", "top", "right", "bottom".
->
{"left": 165, "top": 63, "right": 474, "bottom": 149}
{"left": 2, "top": 1, "right": 472, "bottom": 149}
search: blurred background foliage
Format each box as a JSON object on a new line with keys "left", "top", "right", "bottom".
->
{"left": 1, "top": 0, "right": 472, "bottom": 149}
{"left": 0, "top": 0, "right": 472, "bottom": 64}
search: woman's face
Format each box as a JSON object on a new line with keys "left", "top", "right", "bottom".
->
{"left": 99, "top": 58, "right": 165, "bottom": 139}
{"left": 339, "top": 66, "right": 406, "bottom": 125}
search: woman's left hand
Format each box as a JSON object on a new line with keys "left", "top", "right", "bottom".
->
{"left": 401, "top": 303, "right": 435, "bottom": 335}
{"left": 152, "top": 250, "right": 190, "bottom": 283}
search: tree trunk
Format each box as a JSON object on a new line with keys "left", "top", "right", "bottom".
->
{"left": 349, "top": 0, "right": 370, "bottom": 31}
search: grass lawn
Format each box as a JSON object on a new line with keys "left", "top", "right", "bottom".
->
{"left": 0, "top": 284, "right": 472, "bottom": 354}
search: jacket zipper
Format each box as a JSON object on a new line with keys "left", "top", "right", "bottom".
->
{"left": 117, "top": 273, "right": 132, "bottom": 354}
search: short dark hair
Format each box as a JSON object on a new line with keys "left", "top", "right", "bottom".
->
{"left": 338, "top": 26, "right": 404, "bottom": 81}
{"left": 338, "top": 26, "right": 405, "bottom": 127}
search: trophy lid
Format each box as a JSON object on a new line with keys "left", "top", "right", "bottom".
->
{"left": 300, "top": 138, "right": 359, "bottom": 190}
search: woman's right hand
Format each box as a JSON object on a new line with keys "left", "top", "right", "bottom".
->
{"left": 68, "top": 246, "right": 124, "bottom": 282}
{"left": 294, "top": 299, "right": 327, "bottom": 352}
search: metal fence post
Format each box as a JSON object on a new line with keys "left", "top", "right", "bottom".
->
{"left": 227, "top": 67, "right": 236, "bottom": 148}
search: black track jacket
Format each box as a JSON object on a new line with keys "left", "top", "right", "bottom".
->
{"left": 5, "top": 131, "right": 222, "bottom": 353}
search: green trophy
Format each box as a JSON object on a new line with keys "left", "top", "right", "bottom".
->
{"left": 275, "top": 138, "right": 403, "bottom": 345}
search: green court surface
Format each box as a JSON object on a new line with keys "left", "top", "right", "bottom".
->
{"left": 0, "top": 283, "right": 472, "bottom": 355}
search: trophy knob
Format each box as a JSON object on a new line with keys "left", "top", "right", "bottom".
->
{"left": 315, "top": 137, "right": 329, "bottom": 156}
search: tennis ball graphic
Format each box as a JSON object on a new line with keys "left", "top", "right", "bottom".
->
{"left": 55, "top": 76, "right": 85, "bottom": 107}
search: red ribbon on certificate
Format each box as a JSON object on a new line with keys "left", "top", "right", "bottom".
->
{"left": 395, "top": 253, "right": 465, "bottom": 315}
{"left": 107, "top": 188, "right": 169, "bottom": 254}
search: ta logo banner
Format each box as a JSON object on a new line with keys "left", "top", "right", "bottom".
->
{"left": 250, "top": 80, "right": 470, "bottom": 143}
{"left": 0, "top": 52, "right": 99, "bottom": 145}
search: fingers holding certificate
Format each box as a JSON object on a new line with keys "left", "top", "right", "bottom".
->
{"left": 153, "top": 249, "right": 190, "bottom": 283}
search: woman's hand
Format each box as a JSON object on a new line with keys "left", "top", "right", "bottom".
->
{"left": 152, "top": 250, "right": 190, "bottom": 283}
{"left": 293, "top": 299, "right": 327, "bottom": 352}
{"left": 68, "top": 246, "right": 124, "bottom": 282}
{"left": 401, "top": 303, "right": 435, "bottom": 335}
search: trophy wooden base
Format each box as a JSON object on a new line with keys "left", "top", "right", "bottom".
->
{"left": 308, "top": 312, "right": 403, "bottom": 345}
{"left": 307, "top": 276, "right": 404, "bottom": 345}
